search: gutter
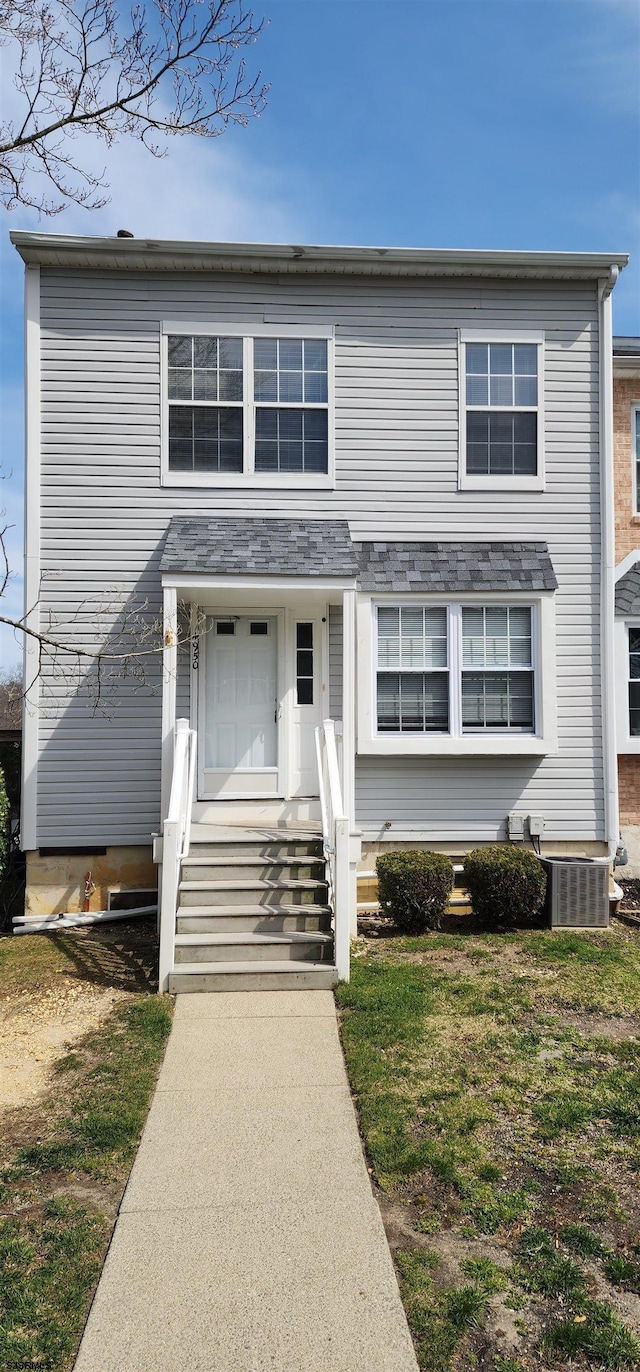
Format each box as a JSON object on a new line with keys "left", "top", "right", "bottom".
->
{"left": 9, "top": 231, "right": 630, "bottom": 281}
{"left": 599, "top": 265, "right": 621, "bottom": 863}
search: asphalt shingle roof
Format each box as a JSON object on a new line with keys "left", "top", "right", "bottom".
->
{"left": 160, "top": 517, "right": 358, "bottom": 577}
{"left": 161, "top": 520, "right": 557, "bottom": 594}
{"left": 354, "top": 541, "right": 557, "bottom": 593}
{"left": 616, "top": 563, "right": 640, "bottom": 615}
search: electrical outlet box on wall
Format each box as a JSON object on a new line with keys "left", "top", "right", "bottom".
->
{"left": 507, "top": 813, "right": 525, "bottom": 840}
{"left": 528, "top": 815, "right": 545, "bottom": 836}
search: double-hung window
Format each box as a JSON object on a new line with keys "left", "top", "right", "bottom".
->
{"left": 374, "top": 604, "right": 535, "bottom": 736}
{"left": 164, "top": 329, "right": 332, "bottom": 484}
{"left": 460, "top": 333, "right": 543, "bottom": 489}
{"left": 629, "top": 627, "right": 640, "bottom": 736}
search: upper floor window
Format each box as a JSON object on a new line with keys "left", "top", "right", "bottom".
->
{"left": 460, "top": 333, "right": 543, "bottom": 490}
{"left": 165, "top": 330, "right": 331, "bottom": 484}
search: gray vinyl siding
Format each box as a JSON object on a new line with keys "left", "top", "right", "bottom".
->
{"left": 35, "top": 269, "right": 602, "bottom": 845}
{"left": 328, "top": 606, "right": 343, "bottom": 720}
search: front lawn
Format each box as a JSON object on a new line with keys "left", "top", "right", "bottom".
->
{"left": 0, "top": 925, "right": 172, "bottom": 1372}
{"left": 336, "top": 926, "right": 640, "bottom": 1372}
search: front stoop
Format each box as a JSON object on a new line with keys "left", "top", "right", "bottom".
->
{"left": 167, "top": 826, "right": 337, "bottom": 992}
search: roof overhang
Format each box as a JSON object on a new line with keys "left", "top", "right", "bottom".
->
{"left": 9, "top": 231, "right": 629, "bottom": 282}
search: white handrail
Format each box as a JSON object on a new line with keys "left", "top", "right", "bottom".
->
{"left": 159, "top": 718, "right": 197, "bottom": 992}
{"left": 315, "top": 718, "right": 350, "bottom": 981}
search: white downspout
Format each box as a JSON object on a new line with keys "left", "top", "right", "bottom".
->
{"left": 599, "top": 265, "right": 619, "bottom": 863}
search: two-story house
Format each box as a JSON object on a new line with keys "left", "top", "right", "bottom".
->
{"left": 11, "top": 233, "right": 627, "bottom": 989}
{"left": 613, "top": 336, "right": 640, "bottom": 873}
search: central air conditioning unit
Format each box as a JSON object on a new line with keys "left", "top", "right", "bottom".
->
{"left": 540, "top": 856, "right": 610, "bottom": 929}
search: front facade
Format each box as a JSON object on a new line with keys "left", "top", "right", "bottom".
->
{"left": 12, "top": 233, "right": 626, "bottom": 983}
{"left": 613, "top": 337, "right": 640, "bottom": 873}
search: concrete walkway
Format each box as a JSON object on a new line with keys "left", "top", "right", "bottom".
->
{"left": 74, "top": 990, "right": 418, "bottom": 1372}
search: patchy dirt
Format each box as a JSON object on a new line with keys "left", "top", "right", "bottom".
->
{"left": 0, "top": 983, "right": 125, "bottom": 1110}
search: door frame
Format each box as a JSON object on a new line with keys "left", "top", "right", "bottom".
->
{"left": 191, "top": 602, "right": 330, "bottom": 802}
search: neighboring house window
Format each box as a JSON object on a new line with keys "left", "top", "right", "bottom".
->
{"left": 464, "top": 341, "right": 539, "bottom": 478}
{"left": 165, "top": 332, "right": 330, "bottom": 480}
{"left": 629, "top": 626, "right": 640, "bottom": 736}
{"left": 375, "top": 604, "right": 535, "bottom": 735}
{"left": 635, "top": 405, "right": 640, "bottom": 514}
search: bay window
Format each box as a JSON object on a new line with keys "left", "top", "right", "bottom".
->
{"left": 374, "top": 603, "right": 536, "bottom": 737}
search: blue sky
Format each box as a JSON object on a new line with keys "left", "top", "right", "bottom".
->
{"left": 1, "top": 0, "right": 639, "bottom": 667}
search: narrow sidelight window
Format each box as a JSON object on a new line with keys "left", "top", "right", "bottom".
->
{"left": 296, "top": 623, "right": 314, "bottom": 704}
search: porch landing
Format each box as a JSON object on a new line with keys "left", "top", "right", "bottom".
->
{"left": 73, "top": 991, "right": 418, "bottom": 1372}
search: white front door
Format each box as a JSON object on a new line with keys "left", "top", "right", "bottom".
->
{"left": 200, "top": 614, "right": 280, "bottom": 798}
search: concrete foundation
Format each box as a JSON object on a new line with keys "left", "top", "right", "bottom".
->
{"left": 24, "top": 846, "right": 157, "bottom": 917}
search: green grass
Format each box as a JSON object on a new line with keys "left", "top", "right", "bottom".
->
{"left": 0, "top": 994, "right": 172, "bottom": 1372}
{"left": 338, "top": 927, "right": 640, "bottom": 1370}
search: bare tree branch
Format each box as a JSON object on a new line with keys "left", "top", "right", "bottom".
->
{"left": 0, "top": 0, "right": 268, "bottom": 213}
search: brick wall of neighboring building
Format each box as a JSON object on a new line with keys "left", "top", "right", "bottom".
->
{"left": 618, "top": 755, "right": 640, "bottom": 825}
{"left": 614, "top": 375, "right": 640, "bottom": 563}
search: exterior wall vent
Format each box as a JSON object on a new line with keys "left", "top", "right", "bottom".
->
{"left": 540, "top": 857, "right": 609, "bottom": 929}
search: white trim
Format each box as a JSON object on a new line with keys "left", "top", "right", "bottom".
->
{"left": 598, "top": 271, "right": 620, "bottom": 856}
{"left": 632, "top": 401, "right": 640, "bottom": 517}
{"left": 615, "top": 548, "right": 640, "bottom": 582}
{"left": 162, "top": 574, "right": 357, "bottom": 593}
{"left": 160, "top": 585, "right": 177, "bottom": 821}
{"left": 21, "top": 265, "right": 40, "bottom": 852}
{"left": 616, "top": 618, "right": 640, "bottom": 754}
{"left": 458, "top": 331, "right": 545, "bottom": 493}
{"left": 160, "top": 324, "right": 335, "bottom": 490}
{"left": 162, "top": 320, "right": 335, "bottom": 338}
{"left": 356, "top": 592, "right": 557, "bottom": 757}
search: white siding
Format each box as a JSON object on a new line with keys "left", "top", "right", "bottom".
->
{"left": 35, "top": 270, "right": 602, "bottom": 844}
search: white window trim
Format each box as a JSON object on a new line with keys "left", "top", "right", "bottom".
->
{"left": 631, "top": 401, "right": 640, "bottom": 516}
{"left": 356, "top": 591, "right": 557, "bottom": 756}
{"left": 458, "top": 328, "right": 545, "bottom": 493}
{"left": 615, "top": 616, "right": 640, "bottom": 754}
{"left": 160, "top": 320, "right": 335, "bottom": 489}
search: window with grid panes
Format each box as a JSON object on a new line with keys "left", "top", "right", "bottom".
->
{"left": 465, "top": 342, "right": 538, "bottom": 477}
{"left": 376, "top": 607, "right": 449, "bottom": 733}
{"left": 629, "top": 627, "right": 640, "bottom": 736}
{"left": 461, "top": 606, "right": 534, "bottom": 731}
{"left": 166, "top": 334, "right": 329, "bottom": 476}
{"left": 375, "top": 604, "right": 535, "bottom": 736}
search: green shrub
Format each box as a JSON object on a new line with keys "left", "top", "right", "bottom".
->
{"left": 463, "top": 845, "right": 546, "bottom": 928}
{"left": 376, "top": 850, "right": 453, "bottom": 934}
{"left": 0, "top": 767, "right": 8, "bottom": 882}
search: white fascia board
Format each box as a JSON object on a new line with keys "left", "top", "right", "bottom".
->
{"left": 9, "top": 232, "right": 629, "bottom": 280}
{"left": 615, "top": 549, "right": 640, "bottom": 582}
{"left": 21, "top": 264, "right": 40, "bottom": 852}
{"left": 161, "top": 574, "right": 358, "bottom": 593}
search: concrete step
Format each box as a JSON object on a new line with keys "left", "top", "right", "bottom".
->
{"left": 174, "top": 930, "right": 334, "bottom": 965}
{"left": 177, "top": 908, "right": 333, "bottom": 934}
{"left": 168, "top": 961, "right": 339, "bottom": 993}
{"left": 178, "top": 879, "right": 329, "bottom": 908}
{"left": 181, "top": 856, "right": 325, "bottom": 882}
